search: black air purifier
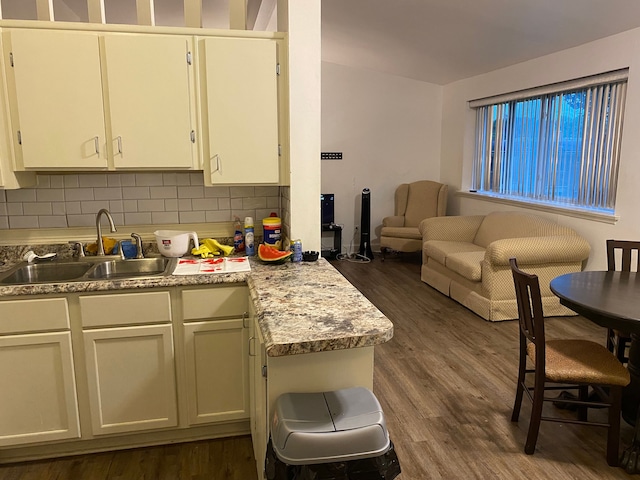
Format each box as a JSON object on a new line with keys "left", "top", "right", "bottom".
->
{"left": 358, "top": 188, "right": 374, "bottom": 260}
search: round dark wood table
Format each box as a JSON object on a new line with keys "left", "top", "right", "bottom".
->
{"left": 550, "top": 270, "right": 640, "bottom": 473}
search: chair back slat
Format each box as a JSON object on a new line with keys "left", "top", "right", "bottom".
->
{"left": 510, "top": 258, "right": 545, "bottom": 353}
{"left": 607, "top": 239, "right": 640, "bottom": 272}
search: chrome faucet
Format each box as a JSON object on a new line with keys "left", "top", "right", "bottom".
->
{"left": 131, "top": 233, "right": 145, "bottom": 259}
{"left": 95, "top": 208, "right": 117, "bottom": 256}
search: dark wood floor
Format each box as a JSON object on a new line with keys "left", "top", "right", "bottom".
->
{"left": 0, "top": 254, "right": 636, "bottom": 479}
{"left": 0, "top": 435, "right": 256, "bottom": 480}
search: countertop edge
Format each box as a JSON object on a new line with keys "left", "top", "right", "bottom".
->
{"left": 0, "top": 258, "right": 395, "bottom": 358}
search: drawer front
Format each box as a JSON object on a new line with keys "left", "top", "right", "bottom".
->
{"left": 80, "top": 291, "right": 171, "bottom": 328}
{"left": 0, "top": 297, "right": 69, "bottom": 334}
{"left": 182, "top": 286, "right": 248, "bottom": 321}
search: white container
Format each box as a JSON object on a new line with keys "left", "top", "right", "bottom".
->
{"left": 154, "top": 230, "right": 199, "bottom": 257}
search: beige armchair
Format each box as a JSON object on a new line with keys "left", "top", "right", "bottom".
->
{"left": 380, "top": 180, "right": 448, "bottom": 257}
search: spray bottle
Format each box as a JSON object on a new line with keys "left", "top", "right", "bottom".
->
{"left": 244, "top": 217, "right": 255, "bottom": 256}
{"left": 233, "top": 217, "right": 245, "bottom": 253}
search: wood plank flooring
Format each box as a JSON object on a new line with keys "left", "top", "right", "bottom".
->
{"left": 332, "top": 253, "right": 636, "bottom": 479}
{"left": 0, "top": 254, "right": 636, "bottom": 479}
{"left": 0, "top": 436, "right": 256, "bottom": 480}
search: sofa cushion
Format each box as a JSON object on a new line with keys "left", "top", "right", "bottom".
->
{"left": 445, "top": 251, "right": 485, "bottom": 281}
{"left": 473, "top": 211, "right": 577, "bottom": 248}
{"left": 423, "top": 240, "right": 485, "bottom": 266}
{"left": 380, "top": 226, "right": 421, "bottom": 240}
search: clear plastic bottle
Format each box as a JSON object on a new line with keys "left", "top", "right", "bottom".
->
{"left": 244, "top": 216, "right": 255, "bottom": 256}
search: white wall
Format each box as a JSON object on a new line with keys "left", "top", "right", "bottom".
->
{"left": 321, "top": 62, "right": 443, "bottom": 254}
{"left": 279, "top": 0, "right": 322, "bottom": 251}
{"left": 441, "top": 27, "right": 640, "bottom": 269}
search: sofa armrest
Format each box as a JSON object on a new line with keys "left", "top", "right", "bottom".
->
{"left": 485, "top": 236, "right": 591, "bottom": 266}
{"left": 419, "top": 215, "right": 485, "bottom": 241}
{"left": 382, "top": 216, "right": 405, "bottom": 228}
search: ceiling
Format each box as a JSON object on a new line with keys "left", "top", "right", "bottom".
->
{"left": 321, "top": 0, "right": 640, "bottom": 85}
{"left": 4, "top": 1, "right": 640, "bottom": 85}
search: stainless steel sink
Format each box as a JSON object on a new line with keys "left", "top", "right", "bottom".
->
{"left": 0, "top": 257, "right": 176, "bottom": 285}
{"left": 0, "top": 262, "right": 94, "bottom": 285}
{"left": 85, "top": 257, "right": 173, "bottom": 280}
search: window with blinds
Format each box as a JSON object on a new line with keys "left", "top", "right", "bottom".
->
{"left": 470, "top": 69, "right": 628, "bottom": 214}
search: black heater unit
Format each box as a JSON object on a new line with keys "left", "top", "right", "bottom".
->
{"left": 358, "top": 188, "right": 374, "bottom": 260}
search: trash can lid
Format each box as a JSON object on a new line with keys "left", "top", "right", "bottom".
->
{"left": 271, "top": 387, "right": 390, "bottom": 465}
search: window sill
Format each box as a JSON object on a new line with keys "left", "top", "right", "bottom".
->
{"left": 456, "top": 191, "right": 619, "bottom": 224}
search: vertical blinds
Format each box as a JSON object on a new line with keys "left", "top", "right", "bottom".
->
{"left": 471, "top": 70, "right": 628, "bottom": 212}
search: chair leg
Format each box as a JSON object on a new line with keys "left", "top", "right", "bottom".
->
{"left": 607, "top": 327, "right": 615, "bottom": 353}
{"left": 607, "top": 386, "right": 622, "bottom": 467}
{"left": 617, "top": 336, "right": 630, "bottom": 364}
{"left": 578, "top": 386, "right": 589, "bottom": 422}
{"left": 511, "top": 346, "right": 526, "bottom": 422}
{"left": 524, "top": 371, "right": 545, "bottom": 455}
{"left": 380, "top": 247, "right": 387, "bottom": 261}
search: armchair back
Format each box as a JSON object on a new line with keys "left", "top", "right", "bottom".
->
{"left": 396, "top": 180, "right": 448, "bottom": 227}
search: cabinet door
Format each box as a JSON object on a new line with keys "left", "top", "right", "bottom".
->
{"left": 103, "top": 35, "right": 195, "bottom": 169}
{"left": 249, "top": 308, "right": 268, "bottom": 478}
{"left": 202, "top": 37, "right": 279, "bottom": 184}
{"left": 0, "top": 332, "right": 80, "bottom": 446}
{"left": 5, "top": 29, "right": 106, "bottom": 170}
{"left": 83, "top": 324, "right": 177, "bottom": 435}
{"left": 184, "top": 318, "right": 249, "bottom": 425}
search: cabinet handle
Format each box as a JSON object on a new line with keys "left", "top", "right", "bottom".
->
{"left": 94, "top": 136, "right": 100, "bottom": 155}
{"left": 211, "top": 154, "right": 221, "bottom": 173}
{"left": 248, "top": 336, "right": 256, "bottom": 357}
{"left": 117, "top": 136, "right": 123, "bottom": 155}
{"left": 242, "top": 312, "right": 248, "bottom": 328}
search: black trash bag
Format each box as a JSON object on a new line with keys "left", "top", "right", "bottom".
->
{"left": 265, "top": 439, "right": 292, "bottom": 480}
{"left": 346, "top": 442, "right": 401, "bottom": 480}
{"left": 265, "top": 438, "right": 401, "bottom": 480}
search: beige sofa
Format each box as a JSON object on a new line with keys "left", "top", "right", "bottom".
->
{"left": 419, "top": 211, "right": 591, "bottom": 321}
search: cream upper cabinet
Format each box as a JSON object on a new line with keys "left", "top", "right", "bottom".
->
{"left": 102, "top": 34, "right": 196, "bottom": 169}
{"left": 200, "top": 37, "right": 279, "bottom": 185}
{"left": 5, "top": 29, "right": 107, "bottom": 170}
{"left": 4, "top": 29, "right": 197, "bottom": 171}
{"left": 0, "top": 33, "right": 34, "bottom": 187}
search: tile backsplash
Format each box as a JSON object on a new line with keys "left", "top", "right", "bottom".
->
{"left": 0, "top": 173, "right": 281, "bottom": 229}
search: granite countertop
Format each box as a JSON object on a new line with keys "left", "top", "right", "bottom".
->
{"left": 0, "top": 255, "right": 394, "bottom": 358}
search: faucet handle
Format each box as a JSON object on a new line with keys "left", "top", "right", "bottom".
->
{"left": 131, "top": 233, "right": 144, "bottom": 259}
{"left": 115, "top": 240, "right": 127, "bottom": 260}
{"left": 69, "top": 241, "right": 86, "bottom": 258}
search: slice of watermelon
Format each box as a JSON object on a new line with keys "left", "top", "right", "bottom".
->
{"left": 258, "top": 243, "right": 293, "bottom": 264}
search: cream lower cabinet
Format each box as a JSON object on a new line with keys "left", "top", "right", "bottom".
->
{"left": 249, "top": 326, "right": 376, "bottom": 479}
{"left": 249, "top": 305, "right": 268, "bottom": 479}
{"left": 80, "top": 291, "right": 177, "bottom": 436}
{"left": 0, "top": 298, "right": 80, "bottom": 446}
{"left": 181, "top": 286, "right": 249, "bottom": 425}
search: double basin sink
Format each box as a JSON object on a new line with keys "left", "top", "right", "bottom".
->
{"left": 0, "top": 256, "right": 177, "bottom": 286}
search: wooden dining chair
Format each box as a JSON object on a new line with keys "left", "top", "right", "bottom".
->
{"left": 510, "top": 258, "right": 630, "bottom": 466}
{"left": 606, "top": 240, "right": 640, "bottom": 364}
